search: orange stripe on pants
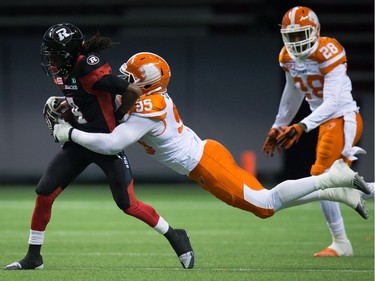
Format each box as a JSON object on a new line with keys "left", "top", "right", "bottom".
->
{"left": 188, "top": 139, "right": 275, "bottom": 219}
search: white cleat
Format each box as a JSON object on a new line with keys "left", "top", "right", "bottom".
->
{"left": 314, "top": 240, "right": 353, "bottom": 257}
{"left": 319, "top": 159, "right": 371, "bottom": 194}
{"left": 320, "top": 188, "right": 368, "bottom": 219}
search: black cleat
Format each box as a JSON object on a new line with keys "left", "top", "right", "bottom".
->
{"left": 4, "top": 254, "right": 44, "bottom": 270}
{"left": 168, "top": 229, "right": 195, "bottom": 269}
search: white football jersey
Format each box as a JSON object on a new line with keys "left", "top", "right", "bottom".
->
{"left": 273, "top": 37, "right": 359, "bottom": 131}
{"left": 130, "top": 92, "right": 205, "bottom": 175}
{"left": 72, "top": 92, "right": 205, "bottom": 175}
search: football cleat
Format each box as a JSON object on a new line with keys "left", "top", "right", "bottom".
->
{"left": 168, "top": 229, "right": 195, "bottom": 269}
{"left": 319, "top": 159, "right": 371, "bottom": 194}
{"left": 320, "top": 188, "right": 368, "bottom": 219}
{"left": 355, "top": 198, "right": 369, "bottom": 220}
{"left": 4, "top": 255, "right": 44, "bottom": 270}
{"left": 314, "top": 241, "right": 353, "bottom": 257}
{"left": 314, "top": 248, "right": 339, "bottom": 257}
{"left": 352, "top": 175, "right": 370, "bottom": 194}
{"left": 178, "top": 251, "right": 195, "bottom": 269}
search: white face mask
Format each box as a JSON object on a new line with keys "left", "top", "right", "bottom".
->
{"left": 281, "top": 25, "right": 318, "bottom": 58}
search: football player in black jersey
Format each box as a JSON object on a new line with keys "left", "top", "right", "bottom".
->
{"left": 4, "top": 23, "right": 194, "bottom": 270}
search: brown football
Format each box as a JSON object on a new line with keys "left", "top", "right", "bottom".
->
{"left": 58, "top": 101, "right": 74, "bottom": 123}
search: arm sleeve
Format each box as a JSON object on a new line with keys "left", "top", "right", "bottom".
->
{"left": 70, "top": 115, "right": 157, "bottom": 155}
{"left": 300, "top": 64, "right": 346, "bottom": 131}
{"left": 272, "top": 72, "right": 304, "bottom": 128}
{"left": 92, "top": 74, "right": 130, "bottom": 94}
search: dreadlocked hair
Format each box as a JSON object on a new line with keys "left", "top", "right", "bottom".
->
{"left": 82, "top": 32, "right": 115, "bottom": 54}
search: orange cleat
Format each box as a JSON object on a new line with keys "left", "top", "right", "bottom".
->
{"left": 313, "top": 248, "right": 339, "bottom": 257}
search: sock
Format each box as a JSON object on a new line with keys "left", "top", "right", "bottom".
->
{"left": 315, "top": 173, "right": 333, "bottom": 190}
{"left": 276, "top": 190, "right": 322, "bottom": 210}
{"left": 28, "top": 229, "right": 45, "bottom": 245}
{"left": 24, "top": 230, "right": 44, "bottom": 258}
{"left": 324, "top": 215, "right": 352, "bottom": 255}
{"left": 154, "top": 216, "right": 169, "bottom": 234}
{"left": 273, "top": 176, "right": 318, "bottom": 210}
{"left": 31, "top": 188, "right": 62, "bottom": 231}
{"left": 321, "top": 201, "right": 347, "bottom": 241}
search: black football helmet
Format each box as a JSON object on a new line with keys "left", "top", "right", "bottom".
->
{"left": 41, "top": 23, "right": 84, "bottom": 77}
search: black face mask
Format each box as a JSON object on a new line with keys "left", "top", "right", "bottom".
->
{"left": 41, "top": 44, "right": 75, "bottom": 77}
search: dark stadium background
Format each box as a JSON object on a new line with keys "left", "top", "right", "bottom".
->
{"left": 0, "top": 0, "right": 373, "bottom": 185}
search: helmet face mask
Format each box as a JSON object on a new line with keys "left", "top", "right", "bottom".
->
{"left": 118, "top": 71, "right": 139, "bottom": 84}
{"left": 280, "top": 7, "right": 320, "bottom": 58}
{"left": 41, "top": 44, "right": 75, "bottom": 76}
{"left": 281, "top": 25, "right": 317, "bottom": 58}
{"left": 119, "top": 52, "right": 171, "bottom": 96}
{"left": 41, "top": 23, "right": 84, "bottom": 77}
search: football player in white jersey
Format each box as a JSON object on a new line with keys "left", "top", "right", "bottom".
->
{"left": 53, "top": 52, "right": 370, "bottom": 239}
{"left": 262, "top": 6, "right": 374, "bottom": 257}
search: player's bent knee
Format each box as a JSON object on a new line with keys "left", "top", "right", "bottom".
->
{"left": 116, "top": 201, "right": 131, "bottom": 211}
{"left": 113, "top": 196, "right": 131, "bottom": 210}
{"left": 35, "top": 185, "right": 59, "bottom": 196}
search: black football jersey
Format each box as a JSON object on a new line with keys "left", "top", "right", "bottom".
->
{"left": 54, "top": 53, "right": 117, "bottom": 133}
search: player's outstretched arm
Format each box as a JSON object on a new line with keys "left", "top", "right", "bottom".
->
{"left": 54, "top": 115, "right": 156, "bottom": 155}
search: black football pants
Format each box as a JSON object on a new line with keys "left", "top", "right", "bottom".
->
{"left": 36, "top": 141, "right": 133, "bottom": 210}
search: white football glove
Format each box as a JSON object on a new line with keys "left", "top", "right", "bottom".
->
{"left": 53, "top": 120, "right": 74, "bottom": 143}
{"left": 43, "top": 96, "right": 65, "bottom": 132}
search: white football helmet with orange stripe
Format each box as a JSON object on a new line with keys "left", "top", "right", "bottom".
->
{"left": 119, "top": 52, "right": 171, "bottom": 96}
{"left": 281, "top": 6, "right": 320, "bottom": 58}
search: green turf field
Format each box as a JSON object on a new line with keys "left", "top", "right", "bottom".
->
{"left": 0, "top": 184, "right": 373, "bottom": 281}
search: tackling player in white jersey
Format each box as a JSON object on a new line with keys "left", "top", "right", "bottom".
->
{"left": 53, "top": 52, "right": 370, "bottom": 236}
{"left": 262, "top": 6, "right": 374, "bottom": 257}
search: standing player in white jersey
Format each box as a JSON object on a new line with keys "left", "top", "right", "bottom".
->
{"left": 53, "top": 52, "right": 370, "bottom": 230}
{"left": 262, "top": 6, "right": 374, "bottom": 257}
